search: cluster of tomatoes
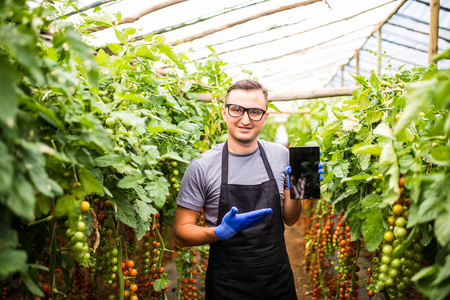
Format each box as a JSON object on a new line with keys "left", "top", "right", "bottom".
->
{"left": 366, "top": 177, "right": 424, "bottom": 299}
{"left": 121, "top": 259, "right": 139, "bottom": 300}
{"left": 334, "top": 212, "right": 360, "bottom": 300}
{"left": 305, "top": 199, "right": 337, "bottom": 300}
{"left": 70, "top": 269, "right": 95, "bottom": 300}
{"left": 163, "top": 159, "right": 181, "bottom": 192}
{"left": 65, "top": 200, "right": 92, "bottom": 266}
{"left": 134, "top": 217, "right": 170, "bottom": 300}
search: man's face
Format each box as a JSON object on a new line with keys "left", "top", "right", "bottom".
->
{"left": 222, "top": 89, "right": 268, "bottom": 146}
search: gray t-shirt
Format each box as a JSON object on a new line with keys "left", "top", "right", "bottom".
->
{"left": 177, "top": 140, "right": 289, "bottom": 227}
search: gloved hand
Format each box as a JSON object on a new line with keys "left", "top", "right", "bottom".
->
{"left": 214, "top": 206, "right": 273, "bottom": 240}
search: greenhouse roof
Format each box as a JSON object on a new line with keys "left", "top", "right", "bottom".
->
{"left": 61, "top": 0, "right": 449, "bottom": 92}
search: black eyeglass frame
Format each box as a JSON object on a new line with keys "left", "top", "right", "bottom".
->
{"left": 225, "top": 104, "right": 267, "bottom": 121}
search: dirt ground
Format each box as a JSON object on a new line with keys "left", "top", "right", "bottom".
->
{"left": 285, "top": 222, "right": 314, "bottom": 300}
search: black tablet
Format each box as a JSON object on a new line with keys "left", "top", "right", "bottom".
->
{"left": 289, "top": 146, "right": 321, "bottom": 200}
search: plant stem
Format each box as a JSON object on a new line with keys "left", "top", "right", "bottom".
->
{"left": 28, "top": 215, "right": 53, "bottom": 226}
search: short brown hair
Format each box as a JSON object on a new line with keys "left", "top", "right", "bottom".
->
{"left": 225, "top": 79, "right": 268, "bottom": 108}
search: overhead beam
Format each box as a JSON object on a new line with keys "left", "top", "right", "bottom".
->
{"left": 192, "top": 0, "right": 398, "bottom": 61}
{"left": 167, "top": 0, "right": 321, "bottom": 46}
{"left": 89, "top": 0, "right": 188, "bottom": 32}
{"left": 196, "top": 86, "right": 357, "bottom": 103}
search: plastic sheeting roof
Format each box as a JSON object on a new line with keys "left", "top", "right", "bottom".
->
{"left": 63, "top": 0, "right": 450, "bottom": 92}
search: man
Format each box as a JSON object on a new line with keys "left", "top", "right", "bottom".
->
{"left": 173, "top": 79, "right": 303, "bottom": 299}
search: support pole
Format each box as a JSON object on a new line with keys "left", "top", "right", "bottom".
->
{"left": 355, "top": 51, "right": 360, "bottom": 76}
{"left": 377, "top": 28, "right": 382, "bottom": 74}
{"left": 196, "top": 86, "right": 358, "bottom": 103}
{"left": 429, "top": 0, "right": 440, "bottom": 64}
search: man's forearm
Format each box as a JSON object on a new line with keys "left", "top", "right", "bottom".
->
{"left": 283, "top": 190, "right": 302, "bottom": 226}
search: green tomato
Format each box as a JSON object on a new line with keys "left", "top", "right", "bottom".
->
{"left": 414, "top": 252, "right": 424, "bottom": 262}
{"left": 382, "top": 245, "right": 393, "bottom": 255}
{"left": 77, "top": 221, "right": 86, "bottom": 232}
{"left": 388, "top": 268, "right": 399, "bottom": 278}
{"left": 390, "top": 258, "right": 401, "bottom": 269}
{"left": 171, "top": 161, "right": 178, "bottom": 167}
{"left": 381, "top": 255, "right": 392, "bottom": 264}
{"left": 74, "top": 231, "right": 85, "bottom": 241}
{"left": 404, "top": 249, "right": 415, "bottom": 259}
{"left": 73, "top": 242, "right": 84, "bottom": 251}
{"left": 395, "top": 227, "right": 407, "bottom": 238}
{"left": 414, "top": 243, "right": 424, "bottom": 252}
{"left": 105, "top": 117, "right": 115, "bottom": 128}
{"left": 384, "top": 277, "right": 394, "bottom": 287}
{"left": 173, "top": 169, "right": 179, "bottom": 176}
{"left": 395, "top": 216, "right": 407, "bottom": 228}
{"left": 379, "top": 264, "right": 389, "bottom": 273}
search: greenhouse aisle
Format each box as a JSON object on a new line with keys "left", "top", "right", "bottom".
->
{"left": 285, "top": 222, "right": 314, "bottom": 299}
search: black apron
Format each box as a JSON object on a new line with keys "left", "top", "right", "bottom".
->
{"left": 205, "top": 141, "right": 297, "bottom": 300}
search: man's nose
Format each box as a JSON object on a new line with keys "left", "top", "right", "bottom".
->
{"left": 240, "top": 110, "right": 251, "bottom": 124}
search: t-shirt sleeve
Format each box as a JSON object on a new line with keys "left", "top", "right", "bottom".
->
{"left": 176, "top": 160, "right": 205, "bottom": 212}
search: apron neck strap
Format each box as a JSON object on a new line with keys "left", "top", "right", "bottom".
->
{"left": 222, "top": 140, "right": 275, "bottom": 185}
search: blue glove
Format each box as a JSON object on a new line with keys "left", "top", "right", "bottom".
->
{"left": 214, "top": 206, "right": 273, "bottom": 240}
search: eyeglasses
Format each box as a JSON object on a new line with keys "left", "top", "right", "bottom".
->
{"left": 225, "top": 104, "right": 267, "bottom": 121}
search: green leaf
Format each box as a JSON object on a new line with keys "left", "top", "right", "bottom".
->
{"left": 373, "top": 123, "right": 394, "bottom": 140}
{"left": 357, "top": 153, "right": 371, "bottom": 170}
{"left": 0, "top": 249, "right": 27, "bottom": 277}
{"left": 161, "top": 152, "right": 189, "bottom": 164}
{"left": 54, "top": 195, "right": 76, "bottom": 217}
{"left": 333, "top": 161, "right": 350, "bottom": 178}
{"left": 107, "top": 43, "right": 123, "bottom": 54}
{"left": 135, "top": 214, "right": 150, "bottom": 241}
{"left": 117, "top": 171, "right": 144, "bottom": 189}
{"left": 361, "top": 194, "right": 383, "bottom": 209}
{"left": 20, "top": 267, "right": 44, "bottom": 297}
{"left": 156, "top": 42, "right": 185, "bottom": 70}
{"left": 370, "top": 72, "right": 381, "bottom": 90}
{"left": 0, "top": 55, "right": 19, "bottom": 123}
{"left": 379, "top": 143, "right": 396, "bottom": 165}
{"left": 95, "top": 48, "right": 108, "bottom": 64}
{"left": 134, "top": 200, "right": 157, "bottom": 223}
{"left": 352, "top": 144, "right": 382, "bottom": 156}
{"left": 21, "top": 142, "right": 63, "bottom": 198}
{"left": 341, "top": 173, "right": 370, "bottom": 183}
{"left": 361, "top": 207, "right": 385, "bottom": 251}
{"left": 430, "top": 145, "right": 450, "bottom": 164}
{"left": 122, "top": 93, "right": 149, "bottom": 104}
{"left": 366, "top": 111, "right": 383, "bottom": 123}
{"left": 0, "top": 224, "right": 18, "bottom": 247}
{"left": 5, "top": 175, "right": 36, "bottom": 220}
{"left": 84, "top": 11, "right": 114, "bottom": 27}
{"left": 146, "top": 177, "right": 170, "bottom": 208}
{"left": 95, "top": 154, "right": 129, "bottom": 167}
{"left": 268, "top": 102, "right": 282, "bottom": 113}
{"left": 114, "top": 28, "right": 127, "bottom": 44}
{"left": 136, "top": 46, "right": 160, "bottom": 60}
{"left": 0, "top": 141, "right": 14, "bottom": 193}
{"left": 78, "top": 168, "right": 104, "bottom": 196}
{"left": 435, "top": 209, "right": 450, "bottom": 246}
{"left": 111, "top": 195, "right": 137, "bottom": 228}
{"left": 356, "top": 88, "right": 371, "bottom": 110}
{"left": 153, "top": 273, "right": 168, "bottom": 291}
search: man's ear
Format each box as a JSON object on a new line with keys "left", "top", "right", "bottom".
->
{"left": 222, "top": 106, "right": 227, "bottom": 121}
{"left": 263, "top": 112, "right": 269, "bottom": 125}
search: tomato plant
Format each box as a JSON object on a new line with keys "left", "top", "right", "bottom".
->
{"left": 287, "top": 53, "right": 450, "bottom": 299}
{"left": 0, "top": 1, "right": 232, "bottom": 299}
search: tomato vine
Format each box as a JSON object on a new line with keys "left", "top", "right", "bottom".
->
{"left": 287, "top": 55, "right": 450, "bottom": 299}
